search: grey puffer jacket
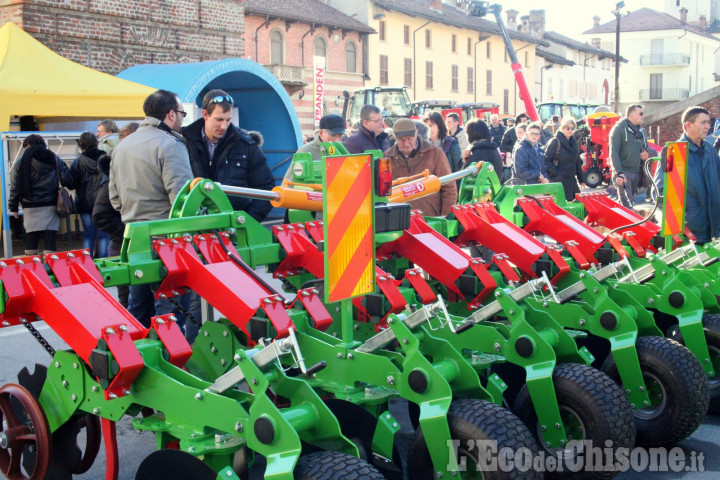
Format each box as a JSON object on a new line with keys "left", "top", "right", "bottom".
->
{"left": 109, "top": 117, "right": 193, "bottom": 223}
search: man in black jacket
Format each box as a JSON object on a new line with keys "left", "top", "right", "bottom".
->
{"left": 500, "top": 112, "right": 529, "bottom": 155}
{"left": 183, "top": 89, "right": 275, "bottom": 222}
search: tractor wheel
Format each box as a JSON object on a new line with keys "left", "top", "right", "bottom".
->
{"left": 514, "top": 363, "right": 635, "bottom": 480}
{"left": 0, "top": 383, "right": 52, "bottom": 480}
{"left": 17, "top": 364, "right": 102, "bottom": 480}
{"left": 702, "top": 313, "right": 720, "bottom": 413}
{"left": 294, "top": 451, "right": 385, "bottom": 480}
{"left": 135, "top": 449, "right": 218, "bottom": 480}
{"left": 408, "top": 398, "right": 541, "bottom": 480}
{"left": 325, "top": 399, "right": 402, "bottom": 479}
{"left": 584, "top": 169, "right": 603, "bottom": 189}
{"left": 601, "top": 336, "right": 709, "bottom": 446}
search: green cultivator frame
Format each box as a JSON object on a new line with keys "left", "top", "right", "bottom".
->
{"left": 0, "top": 141, "right": 715, "bottom": 480}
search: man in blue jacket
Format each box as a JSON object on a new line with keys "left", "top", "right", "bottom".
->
{"left": 513, "top": 122, "right": 549, "bottom": 184}
{"left": 183, "top": 89, "right": 275, "bottom": 222}
{"left": 662, "top": 106, "right": 720, "bottom": 244}
{"left": 343, "top": 105, "right": 390, "bottom": 154}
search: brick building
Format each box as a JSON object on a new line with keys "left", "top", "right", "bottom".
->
{"left": 242, "top": 0, "right": 374, "bottom": 135}
{"left": 644, "top": 85, "right": 720, "bottom": 145}
{"left": 0, "top": 0, "right": 245, "bottom": 74}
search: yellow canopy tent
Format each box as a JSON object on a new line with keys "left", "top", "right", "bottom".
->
{"left": 0, "top": 22, "right": 156, "bottom": 131}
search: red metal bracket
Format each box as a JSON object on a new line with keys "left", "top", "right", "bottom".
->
{"left": 150, "top": 314, "right": 192, "bottom": 368}
{"left": 46, "top": 249, "right": 105, "bottom": 285}
{"left": 154, "top": 237, "right": 294, "bottom": 340}
{"left": 492, "top": 254, "right": 521, "bottom": 283}
{"left": 0, "top": 255, "right": 53, "bottom": 327}
{"left": 101, "top": 324, "right": 145, "bottom": 400}
{"left": 377, "top": 213, "right": 496, "bottom": 308}
{"left": 562, "top": 240, "right": 592, "bottom": 269}
{"left": 259, "top": 294, "right": 293, "bottom": 338}
{"left": 294, "top": 288, "right": 332, "bottom": 331}
{"left": 619, "top": 232, "right": 643, "bottom": 258}
{"left": 518, "top": 196, "right": 605, "bottom": 265}
{"left": 577, "top": 192, "right": 660, "bottom": 253}
{"left": 304, "top": 220, "right": 325, "bottom": 244}
{"left": 454, "top": 203, "right": 546, "bottom": 279}
{"left": 544, "top": 244, "right": 571, "bottom": 285}
{"left": 403, "top": 268, "right": 436, "bottom": 304}
{"left": 0, "top": 255, "right": 148, "bottom": 399}
{"left": 272, "top": 223, "right": 324, "bottom": 279}
{"left": 375, "top": 268, "right": 409, "bottom": 316}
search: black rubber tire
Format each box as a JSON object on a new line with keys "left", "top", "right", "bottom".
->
{"left": 514, "top": 363, "right": 635, "bottom": 480}
{"left": 702, "top": 313, "right": 720, "bottom": 414}
{"left": 408, "top": 398, "right": 542, "bottom": 480}
{"left": 294, "top": 451, "right": 385, "bottom": 480}
{"left": 584, "top": 168, "right": 603, "bottom": 189}
{"left": 601, "top": 336, "right": 709, "bottom": 446}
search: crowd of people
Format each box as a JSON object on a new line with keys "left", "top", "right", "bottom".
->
{"left": 9, "top": 89, "right": 720, "bottom": 342}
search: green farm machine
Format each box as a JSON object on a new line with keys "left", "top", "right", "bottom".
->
{"left": 0, "top": 140, "right": 717, "bottom": 480}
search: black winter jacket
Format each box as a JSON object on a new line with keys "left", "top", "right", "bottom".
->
{"left": 183, "top": 120, "right": 275, "bottom": 222}
{"left": 489, "top": 124, "right": 505, "bottom": 149}
{"left": 500, "top": 126, "right": 518, "bottom": 154}
{"left": 544, "top": 132, "right": 584, "bottom": 182}
{"left": 92, "top": 155, "right": 125, "bottom": 241}
{"left": 70, "top": 146, "right": 104, "bottom": 213}
{"left": 9, "top": 145, "right": 75, "bottom": 211}
{"left": 464, "top": 140, "right": 504, "bottom": 183}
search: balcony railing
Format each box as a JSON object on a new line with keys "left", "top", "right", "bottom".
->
{"left": 264, "top": 64, "right": 307, "bottom": 86}
{"left": 639, "top": 53, "right": 691, "bottom": 66}
{"left": 638, "top": 88, "right": 690, "bottom": 101}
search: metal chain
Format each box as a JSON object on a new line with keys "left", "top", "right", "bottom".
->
{"left": 22, "top": 319, "right": 56, "bottom": 357}
{"left": 280, "top": 277, "right": 298, "bottom": 294}
{"left": 167, "top": 297, "right": 202, "bottom": 328}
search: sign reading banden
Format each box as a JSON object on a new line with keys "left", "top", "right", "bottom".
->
{"left": 323, "top": 154, "right": 374, "bottom": 303}
{"left": 662, "top": 141, "right": 688, "bottom": 237}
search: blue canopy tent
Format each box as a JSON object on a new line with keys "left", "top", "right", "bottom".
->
{"left": 118, "top": 59, "right": 302, "bottom": 212}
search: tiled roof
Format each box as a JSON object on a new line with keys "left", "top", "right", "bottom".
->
{"left": 242, "top": 0, "right": 376, "bottom": 33}
{"left": 373, "top": 0, "right": 549, "bottom": 46}
{"left": 544, "top": 31, "right": 627, "bottom": 62}
{"left": 535, "top": 48, "right": 574, "bottom": 66}
{"left": 582, "top": 7, "right": 720, "bottom": 42}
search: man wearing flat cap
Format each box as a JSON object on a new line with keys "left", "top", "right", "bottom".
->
{"left": 285, "top": 114, "right": 346, "bottom": 181}
{"left": 384, "top": 118, "right": 457, "bottom": 216}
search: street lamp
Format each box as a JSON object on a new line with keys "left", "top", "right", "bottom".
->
{"left": 613, "top": 1, "right": 625, "bottom": 113}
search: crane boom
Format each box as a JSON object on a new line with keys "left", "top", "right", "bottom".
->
{"left": 467, "top": 1, "right": 539, "bottom": 121}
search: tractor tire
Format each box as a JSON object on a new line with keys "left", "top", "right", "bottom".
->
{"left": 514, "top": 363, "right": 635, "bottom": 480}
{"left": 702, "top": 313, "right": 720, "bottom": 414}
{"left": 408, "top": 398, "right": 542, "bottom": 480}
{"left": 584, "top": 168, "right": 604, "bottom": 189}
{"left": 601, "top": 336, "right": 709, "bottom": 447}
{"left": 294, "top": 451, "right": 385, "bottom": 480}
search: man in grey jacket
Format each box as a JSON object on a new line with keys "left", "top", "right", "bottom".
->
{"left": 609, "top": 104, "right": 652, "bottom": 208}
{"left": 110, "top": 90, "right": 193, "bottom": 223}
{"left": 109, "top": 90, "right": 196, "bottom": 337}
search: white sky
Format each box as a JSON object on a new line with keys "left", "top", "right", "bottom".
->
{"left": 499, "top": 0, "right": 666, "bottom": 38}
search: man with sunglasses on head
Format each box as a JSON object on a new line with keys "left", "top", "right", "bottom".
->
{"left": 183, "top": 89, "right": 275, "bottom": 222}
{"left": 610, "top": 104, "right": 653, "bottom": 208}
